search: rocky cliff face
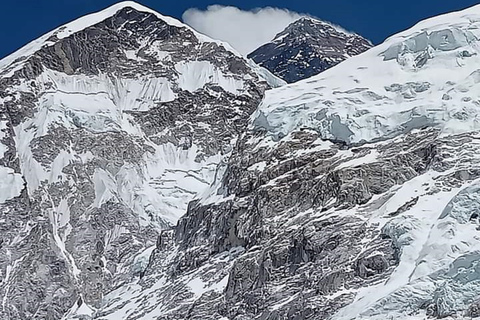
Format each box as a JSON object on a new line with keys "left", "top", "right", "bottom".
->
{"left": 248, "top": 18, "right": 372, "bottom": 83}
{"left": 0, "top": 2, "right": 280, "bottom": 319}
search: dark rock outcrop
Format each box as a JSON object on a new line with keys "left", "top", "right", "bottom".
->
{"left": 248, "top": 18, "right": 372, "bottom": 83}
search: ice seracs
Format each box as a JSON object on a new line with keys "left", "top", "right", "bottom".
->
{"left": 253, "top": 4, "right": 480, "bottom": 146}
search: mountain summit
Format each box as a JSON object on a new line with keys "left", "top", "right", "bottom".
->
{"left": 248, "top": 17, "right": 372, "bottom": 83}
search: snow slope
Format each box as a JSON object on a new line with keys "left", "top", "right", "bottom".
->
{"left": 253, "top": 4, "right": 480, "bottom": 144}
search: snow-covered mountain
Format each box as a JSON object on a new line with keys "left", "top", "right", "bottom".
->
{"left": 248, "top": 17, "right": 372, "bottom": 83}
{"left": 99, "top": 4, "right": 480, "bottom": 320}
{"left": 0, "top": 2, "right": 282, "bottom": 319}
{"left": 4, "top": 1, "right": 480, "bottom": 320}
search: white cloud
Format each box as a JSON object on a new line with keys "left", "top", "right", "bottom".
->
{"left": 182, "top": 5, "right": 306, "bottom": 55}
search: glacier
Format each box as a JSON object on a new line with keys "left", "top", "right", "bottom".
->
{"left": 253, "top": 6, "right": 480, "bottom": 146}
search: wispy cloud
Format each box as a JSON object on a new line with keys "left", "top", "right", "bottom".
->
{"left": 183, "top": 5, "right": 306, "bottom": 55}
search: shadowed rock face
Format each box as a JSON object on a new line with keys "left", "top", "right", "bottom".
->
{"left": 248, "top": 18, "right": 372, "bottom": 83}
{"left": 161, "top": 129, "right": 432, "bottom": 319}
{"left": 130, "top": 126, "right": 480, "bottom": 320}
{"left": 0, "top": 4, "right": 273, "bottom": 319}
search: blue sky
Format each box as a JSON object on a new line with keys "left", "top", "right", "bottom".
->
{"left": 1, "top": 0, "right": 480, "bottom": 59}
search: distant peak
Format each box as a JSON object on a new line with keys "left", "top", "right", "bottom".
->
{"left": 248, "top": 14, "right": 372, "bottom": 83}
{"left": 111, "top": 1, "right": 147, "bottom": 8}
{"left": 294, "top": 16, "right": 321, "bottom": 24}
{"left": 283, "top": 16, "right": 356, "bottom": 38}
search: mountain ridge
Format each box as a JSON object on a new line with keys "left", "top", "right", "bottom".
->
{"left": 0, "top": 1, "right": 245, "bottom": 70}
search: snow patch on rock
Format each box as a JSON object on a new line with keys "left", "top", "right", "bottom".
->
{"left": 175, "top": 61, "right": 245, "bottom": 94}
{"left": 0, "top": 167, "right": 24, "bottom": 203}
